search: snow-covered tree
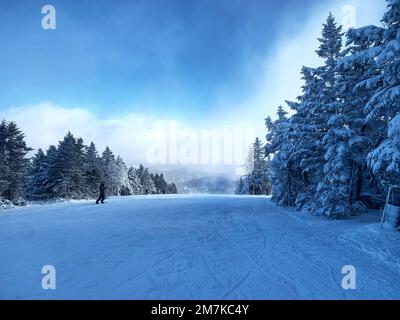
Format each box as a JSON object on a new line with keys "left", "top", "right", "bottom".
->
{"left": 167, "top": 182, "right": 178, "bottom": 194}
{"left": 83, "top": 142, "right": 103, "bottom": 197}
{"left": 101, "top": 146, "right": 119, "bottom": 196}
{"left": 128, "top": 167, "right": 142, "bottom": 195}
{"left": 140, "top": 167, "right": 156, "bottom": 194}
{"left": 285, "top": 67, "right": 326, "bottom": 210}
{"left": 115, "top": 156, "right": 131, "bottom": 195}
{"left": 306, "top": 14, "right": 344, "bottom": 215}
{"left": 0, "top": 120, "right": 32, "bottom": 201}
{"left": 368, "top": 114, "right": 400, "bottom": 185}
{"left": 50, "top": 133, "right": 86, "bottom": 199}
{"left": 265, "top": 106, "right": 295, "bottom": 205}
{"left": 25, "top": 149, "right": 48, "bottom": 200}
{"left": 314, "top": 22, "right": 383, "bottom": 217}
{"left": 357, "top": 0, "right": 400, "bottom": 186}
{"left": 0, "top": 119, "right": 179, "bottom": 204}
{"left": 236, "top": 137, "right": 270, "bottom": 195}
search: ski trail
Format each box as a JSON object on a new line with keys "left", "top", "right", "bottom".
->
{"left": 0, "top": 195, "right": 399, "bottom": 299}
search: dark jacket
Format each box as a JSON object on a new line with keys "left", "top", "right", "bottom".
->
{"left": 99, "top": 183, "right": 106, "bottom": 195}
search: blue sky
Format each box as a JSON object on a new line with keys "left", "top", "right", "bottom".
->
{"left": 0, "top": 0, "right": 386, "bottom": 173}
{"left": 0, "top": 0, "right": 325, "bottom": 118}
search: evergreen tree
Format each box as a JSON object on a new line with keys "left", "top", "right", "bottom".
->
{"left": 167, "top": 182, "right": 178, "bottom": 194}
{"left": 286, "top": 67, "right": 325, "bottom": 210}
{"left": 360, "top": 0, "right": 400, "bottom": 186}
{"left": 25, "top": 149, "right": 48, "bottom": 200}
{"left": 314, "top": 21, "right": 384, "bottom": 217}
{"left": 0, "top": 120, "right": 32, "bottom": 201}
{"left": 43, "top": 145, "right": 59, "bottom": 198}
{"left": 50, "top": 133, "right": 86, "bottom": 199}
{"left": 84, "top": 142, "right": 103, "bottom": 197}
{"left": 128, "top": 167, "right": 142, "bottom": 194}
{"left": 0, "top": 120, "right": 8, "bottom": 198}
{"left": 140, "top": 168, "right": 156, "bottom": 194}
{"left": 115, "top": 156, "right": 131, "bottom": 195}
{"left": 101, "top": 146, "right": 119, "bottom": 196}
{"left": 248, "top": 137, "right": 269, "bottom": 195}
{"left": 158, "top": 174, "right": 168, "bottom": 194}
{"left": 265, "top": 106, "right": 294, "bottom": 205}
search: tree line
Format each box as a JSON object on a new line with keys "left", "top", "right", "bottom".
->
{"left": 238, "top": 0, "right": 400, "bottom": 218}
{"left": 236, "top": 137, "right": 271, "bottom": 195}
{"left": 0, "top": 120, "right": 178, "bottom": 206}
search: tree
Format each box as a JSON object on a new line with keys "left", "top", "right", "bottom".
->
{"left": 84, "top": 142, "right": 103, "bottom": 197}
{"left": 167, "top": 182, "right": 178, "bottom": 194}
{"left": 286, "top": 67, "right": 326, "bottom": 210}
{"left": 359, "top": 0, "right": 400, "bottom": 186}
{"left": 0, "top": 120, "right": 9, "bottom": 198}
{"left": 49, "top": 132, "right": 86, "bottom": 199}
{"left": 158, "top": 174, "right": 168, "bottom": 194}
{"left": 368, "top": 114, "right": 400, "bottom": 185}
{"left": 265, "top": 106, "right": 294, "bottom": 205}
{"left": 128, "top": 167, "right": 142, "bottom": 194}
{"left": 25, "top": 149, "right": 48, "bottom": 200}
{"left": 142, "top": 168, "right": 156, "bottom": 194}
{"left": 115, "top": 156, "right": 131, "bottom": 196}
{"left": 101, "top": 146, "right": 119, "bottom": 196}
{"left": 0, "top": 120, "right": 32, "bottom": 201}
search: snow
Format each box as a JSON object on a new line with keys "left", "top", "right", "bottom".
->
{"left": 0, "top": 195, "right": 399, "bottom": 300}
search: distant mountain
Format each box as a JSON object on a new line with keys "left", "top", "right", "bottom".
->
{"left": 182, "top": 176, "right": 236, "bottom": 194}
{"left": 150, "top": 166, "right": 237, "bottom": 194}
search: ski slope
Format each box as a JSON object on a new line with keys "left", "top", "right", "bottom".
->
{"left": 0, "top": 195, "right": 399, "bottom": 299}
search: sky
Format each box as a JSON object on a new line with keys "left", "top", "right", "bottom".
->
{"left": 0, "top": 0, "right": 387, "bottom": 176}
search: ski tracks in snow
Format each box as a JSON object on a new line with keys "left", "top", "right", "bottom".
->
{"left": 0, "top": 195, "right": 399, "bottom": 299}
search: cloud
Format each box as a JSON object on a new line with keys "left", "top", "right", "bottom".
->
{"left": 213, "top": 0, "right": 387, "bottom": 140}
{"left": 0, "top": 102, "right": 254, "bottom": 174}
{"left": 0, "top": 102, "right": 161, "bottom": 165}
{"left": 0, "top": 0, "right": 387, "bottom": 174}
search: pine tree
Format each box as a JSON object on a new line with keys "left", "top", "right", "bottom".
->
{"left": 128, "top": 167, "right": 142, "bottom": 194}
{"left": 361, "top": 0, "right": 400, "bottom": 185}
{"left": 101, "top": 146, "right": 119, "bottom": 196}
{"left": 25, "top": 149, "right": 48, "bottom": 200}
{"left": 50, "top": 132, "right": 86, "bottom": 199}
{"left": 43, "top": 145, "right": 58, "bottom": 198}
{"left": 285, "top": 67, "right": 326, "bottom": 210}
{"left": 0, "top": 120, "right": 8, "bottom": 198}
{"left": 140, "top": 168, "right": 156, "bottom": 194}
{"left": 115, "top": 156, "right": 131, "bottom": 195}
{"left": 277, "top": 14, "right": 343, "bottom": 214}
{"left": 248, "top": 138, "right": 269, "bottom": 195}
{"left": 0, "top": 121, "right": 32, "bottom": 201}
{"left": 265, "top": 106, "right": 295, "bottom": 205}
{"left": 167, "top": 182, "right": 178, "bottom": 194}
{"left": 314, "top": 21, "right": 384, "bottom": 217}
{"left": 159, "top": 174, "right": 168, "bottom": 194}
{"left": 84, "top": 142, "right": 103, "bottom": 197}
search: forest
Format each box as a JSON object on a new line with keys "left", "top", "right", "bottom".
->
{"left": 0, "top": 120, "right": 178, "bottom": 208}
{"left": 238, "top": 0, "right": 400, "bottom": 218}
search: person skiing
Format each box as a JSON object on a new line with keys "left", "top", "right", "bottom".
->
{"left": 96, "top": 182, "right": 106, "bottom": 204}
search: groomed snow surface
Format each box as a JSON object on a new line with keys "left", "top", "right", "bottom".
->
{"left": 0, "top": 195, "right": 399, "bottom": 300}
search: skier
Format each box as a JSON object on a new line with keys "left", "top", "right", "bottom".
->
{"left": 96, "top": 182, "right": 106, "bottom": 204}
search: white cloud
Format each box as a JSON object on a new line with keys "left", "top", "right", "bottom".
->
{"left": 0, "top": 102, "right": 163, "bottom": 166}
{"left": 0, "top": 0, "right": 387, "bottom": 174}
{"left": 214, "top": 0, "right": 387, "bottom": 140}
{"left": 0, "top": 102, "right": 254, "bottom": 174}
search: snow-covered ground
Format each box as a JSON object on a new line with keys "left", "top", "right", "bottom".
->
{"left": 0, "top": 195, "right": 399, "bottom": 300}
